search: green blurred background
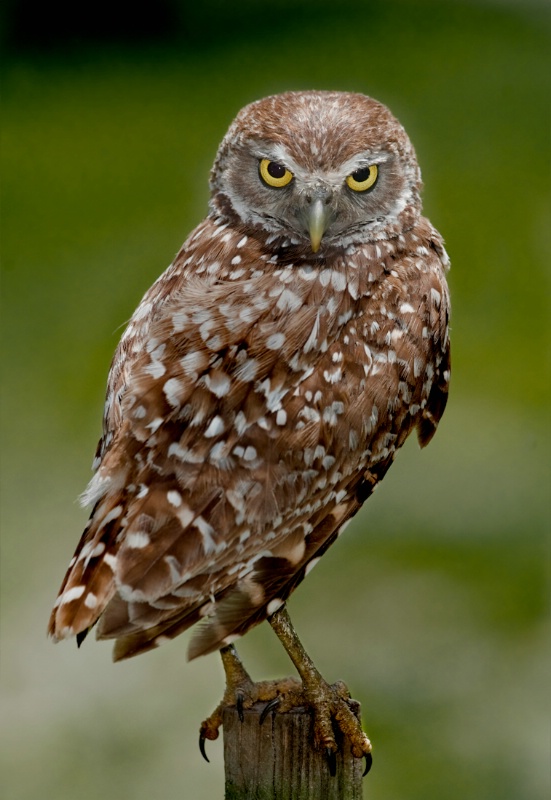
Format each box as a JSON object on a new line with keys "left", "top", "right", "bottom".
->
{"left": 1, "top": 1, "right": 549, "bottom": 798}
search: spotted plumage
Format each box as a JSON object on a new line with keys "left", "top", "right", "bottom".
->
{"left": 49, "top": 91, "right": 450, "bottom": 674}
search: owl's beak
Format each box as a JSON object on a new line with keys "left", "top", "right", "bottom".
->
{"left": 307, "top": 198, "right": 330, "bottom": 253}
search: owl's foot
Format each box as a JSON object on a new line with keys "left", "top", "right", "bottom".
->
{"left": 260, "top": 676, "right": 372, "bottom": 776}
{"left": 200, "top": 613, "right": 372, "bottom": 777}
{"left": 268, "top": 605, "right": 372, "bottom": 776}
{"left": 199, "top": 643, "right": 301, "bottom": 761}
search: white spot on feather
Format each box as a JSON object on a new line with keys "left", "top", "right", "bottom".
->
{"left": 234, "top": 411, "right": 249, "bottom": 434}
{"left": 205, "top": 372, "right": 231, "bottom": 397}
{"left": 126, "top": 531, "right": 150, "bottom": 549}
{"left": 204, "top": 416, "right": 224, "bottom": 438}
{"left": 303, "top": 313, "right": 320, "bottom": 353}
{"left": 305, "top": 557, "right": 321, "bottom": 576}
{"left": 266, "top": 598, "right": 284, "bottom": 615}
{"left": 222, "top": 634, "right": 242, "bottom": 645}
{"left": 168, "top": 442, "right": 204, "bottom": 463}
{"left": 103, "top": 553, "right": 118, "bottom": 571}
{"left": 319, "top": 269, "right": 331, "bottom": 287}
{"left": 331, "top": 271, "right": 347, "bottom": 292}
{"left": 60, "top": 586, "right": 85, "bottom": 604}
{"left": 266, "top": 332, "right": 286, "bottom": 350}
{"left": 163, "top": 378, "right": 184, "bottom": 407}
{"left": 171, "top": 311, "right": 189, "bottom": 332}
{"left": 243, "top": 446, "right": 257, "bottom": 461}
{"left": 84, "top": 593, "right": 98, "bottom": 609}
{"left": 194, "top": 516, "right": 217, "bottom": 554}
{"left": 180, "top": 351, "right": 207, "bottom": 377}
{"left": 257, "top": 379, "right": 288, "bottom": 412}
{"left": 146, "top": 417, "right": 163, "bottom": 433}
{"left": 167, "top": 490, "right": 182, "bottom": 507}
{"left": 277, "top": 289, "right": 302, "bottom": 312}
{"left": 176, "top": 505, "right": 194, "bottom": 529}
{"left": 82, "top": 542, "right": 106, "bottom": 569}
{"left": 97, "top": 504, "right": 123, "bottom": 532}
{"left": 144, "top": 361, "right": 166, "bottom": 379}
{"left": 323, "top": 366, "right": 342, "bottom": 384}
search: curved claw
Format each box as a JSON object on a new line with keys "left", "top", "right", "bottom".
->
{"left": 236, "top": 691, "right": 245, "bottom": 723}
{"left": 363, "top": 752, "right": 373, "bottom": 776}
{"left": 326, "top": 747, "right": 337, "bottom": 777}
{"left": 199, "top": 735, "right": 210, "bottom": 763}
{"left": 259, "top": 697, "right": 280, "bottom": 726}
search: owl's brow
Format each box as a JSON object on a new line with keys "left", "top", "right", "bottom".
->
{"left": 339, "top": 151, "right": 392, "bottom": 173}
{"left": 250, "top": 139, "right": 392, "bottom": 178}
{"left": 248, "top": 140, "right": 299, "bottom": 170}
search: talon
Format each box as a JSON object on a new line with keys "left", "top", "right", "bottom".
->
{"left": 363, "top": 752, "right": 372, "bottom": 776}
{"left": 199, "top": 735, "right": 210, "bottom": 763}
{"left": 259, "top": 697, "right": 280, "bottom": 725}
{"left": 236, "top": 691, "right": 245, "bottom": 722}
{"left": 326, "top": 747, "right": 337, "bottom": 777}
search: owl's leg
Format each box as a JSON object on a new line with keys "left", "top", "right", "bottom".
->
{"left": 199, "top": 645, "right": 249, "bottom": 761}
{"left": 199, "top": 610, "right": 372, "bottom": 775}
{"left": 268, "top": 605, "right": 372, "bottom": 775}
{"left": 199, "top": 643, "right": 300, "bottom": 761}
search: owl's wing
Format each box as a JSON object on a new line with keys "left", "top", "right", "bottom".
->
{"left": 49, "top": 262, "right": 348, "bottom": 648}
{"left": 415, "top": 237, "right": 451, "bottom": 447}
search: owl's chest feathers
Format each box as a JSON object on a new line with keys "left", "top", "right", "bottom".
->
{"left": 104, "top": 220, "right": 446, "bottom": 481}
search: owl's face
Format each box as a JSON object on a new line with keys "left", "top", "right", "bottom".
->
{"left": 210, "top": 91, "right": 422, "bottom": 254}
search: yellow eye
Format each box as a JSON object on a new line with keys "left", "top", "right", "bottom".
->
{"left": 346, "top": 164, "right": 379, "bottom": 192}
{"left": 259, "top": 159, "right": 293, "bottom": 188}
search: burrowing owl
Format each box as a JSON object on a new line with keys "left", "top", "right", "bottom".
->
{"left": 49, "top": 91, "right": 450, "bottom": 772}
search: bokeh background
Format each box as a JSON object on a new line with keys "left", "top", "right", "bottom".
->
{"left": 1, "top": 1, "right": 549, "bottom": 798}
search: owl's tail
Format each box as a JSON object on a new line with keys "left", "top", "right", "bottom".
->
{"left": 47, "top": 493, "right": 124, "bottom": 644}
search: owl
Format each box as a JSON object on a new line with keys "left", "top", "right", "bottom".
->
{"left": 49, "top": 90, "right": 450, "bottom": 774}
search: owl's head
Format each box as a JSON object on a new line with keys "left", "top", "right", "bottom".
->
{"left": 209, "top": 91, "right": 422, "bottom": 254}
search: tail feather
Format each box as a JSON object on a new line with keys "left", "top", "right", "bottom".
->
{"left": 48, "top": 495, "right": 124, "bottom": 641}
{"left": 110, "top": 603, "right": 206, "bottom": 661}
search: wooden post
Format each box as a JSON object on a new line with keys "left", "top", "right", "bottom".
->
{"left": 223, "top": 701, "right": 364, "bottom": 800}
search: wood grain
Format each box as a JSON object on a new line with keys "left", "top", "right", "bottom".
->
{"left": 223, "top": 702, "right": 364, "bottom": 800}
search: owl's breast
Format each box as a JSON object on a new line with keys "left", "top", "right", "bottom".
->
{"left": 94, "top": 219, "right": 448, "bottom": 524}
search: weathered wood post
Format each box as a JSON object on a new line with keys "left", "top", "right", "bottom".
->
{"left": 223, "top": 702, "right": 364, "bottom": 800}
